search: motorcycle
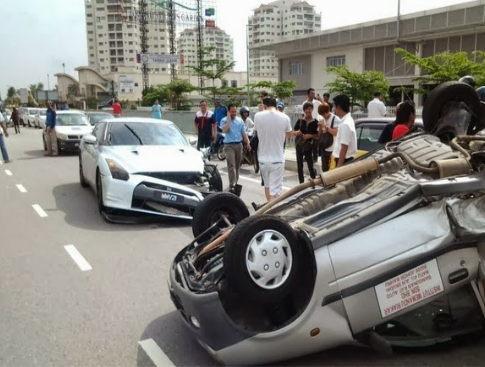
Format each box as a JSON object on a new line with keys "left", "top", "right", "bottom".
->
{"left": 211, "top": 129, "right": 226, "bottom": 161}
{"left": 241, "top": 129, "right": 259, "bottom": 173}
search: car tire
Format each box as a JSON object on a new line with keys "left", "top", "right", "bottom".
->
{"left": 224, "top": 215, "right": 301, "bottom": 305}
{"left": 192, "top": 192, "right": 249, "bottom": 239}
{"left": 217, "top": 145, "right": 226, "bottom": 161}
{"left": 205, "top": 165, "right": 223, "bottom": 192}
{"left": 96, "top": 171, "right": 106, "bottom": 213}
{"left": 423, "top": 81, "right": 481, "bottom": 134}
{"left": 79, "top": 156, "right": 89, "bottom": 188}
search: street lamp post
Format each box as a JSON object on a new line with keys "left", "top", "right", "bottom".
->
{"left": 246, "top": 24, "right": 250, "bottom": 106}
{"left": 62, "top": 63, "right": 66, "bottom": 74}
{"left": 47, "top": 74, "right": 50, "bottom": 91}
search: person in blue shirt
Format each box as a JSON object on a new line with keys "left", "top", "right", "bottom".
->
{"left": 214, "top": 99, "right": 227, "bottom": 127}
{"left": 44, "top": 102, "right": 58, "bottom": 156}
{"left": 220, "top": 104, "right": 251, "bottom": 191}
{"left": 151, "top": 99, "right": 162, "bottom": 119}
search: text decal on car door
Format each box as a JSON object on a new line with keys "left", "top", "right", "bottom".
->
{"left": 375, "top": 259, "right": 444, "bottom": 318}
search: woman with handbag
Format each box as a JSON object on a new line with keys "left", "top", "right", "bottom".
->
{"left": 293, "top": 102, "right": 319, "bottom": 184}
{"left": 318, "top": 103, "right": 341, "bottom": 172}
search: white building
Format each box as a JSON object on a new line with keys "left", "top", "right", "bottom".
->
{"left": 178, "top": 27, "right": 234, "bottom": 73}
{"left": 248, "top": 0, "right": 321, "bottom": 77}
{"left": 84, "top": 0, "right": 171, "bottom": 75}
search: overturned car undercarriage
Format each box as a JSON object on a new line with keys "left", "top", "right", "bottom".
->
{"left": 169, "top": 81, "right": 485, "bottom": 365}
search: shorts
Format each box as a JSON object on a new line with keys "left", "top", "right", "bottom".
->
{"left": 260, "top": 162, "right": 285, "bottom": 197}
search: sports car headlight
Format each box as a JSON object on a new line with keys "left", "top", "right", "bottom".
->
{"left": 57, "top": 133, "right": 68, "bottom": 140}
{"left": 106, "top": 159, "right": 130, "bottom": 181}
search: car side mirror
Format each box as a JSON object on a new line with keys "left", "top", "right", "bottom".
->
{"left": 84, "top": 134, "right": 97, "bottom": 145}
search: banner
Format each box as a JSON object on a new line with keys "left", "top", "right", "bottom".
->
{"left": 139, "top": 54, "right": 181, "bottom": 65}
{"left": 119, "top": 75, "right": 135, "bottom": 94}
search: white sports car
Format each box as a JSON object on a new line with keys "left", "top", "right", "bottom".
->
{"left": 79, "top": 118, "right": 223, "bottom": 221}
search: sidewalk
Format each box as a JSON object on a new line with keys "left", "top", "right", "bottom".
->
{"left": 185, "top": 133, "right": 299, "bottom": 172}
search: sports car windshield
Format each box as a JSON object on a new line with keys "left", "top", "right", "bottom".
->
{"left": 109, "top": 122, "right": 188, "bottom": 146}
{"left": 56, "top": 114, "right": 89, "bottom": 126}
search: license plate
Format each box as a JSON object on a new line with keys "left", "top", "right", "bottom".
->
{"left": 75, "top": 143, "right": 79, "bottom": 147}
{"left": 375, "top": 259, "right": 444, "bottom": 318}
{"left": 159, "top": 191, "right": 183, "bottom": 204}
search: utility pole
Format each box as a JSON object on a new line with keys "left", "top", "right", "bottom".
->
{"left": 62, "top": 63, "right": 66, "bottom": 74}
{"left": 196, "top": 0, "right": 204, "bottom": 93}
{"left": 140, "top": 0, "right": 149, "bottom": 95}
{"left": 168, "top": 0, "right": 177, "bottom": 82}
{"left": 47, "top": 74, "right": 50, "bottom": 90}
{"left": 246, "top": 24, "right": 251, "bottom": 106}
{"left": 397, "top": 0, "right": 401, "bottom": 43}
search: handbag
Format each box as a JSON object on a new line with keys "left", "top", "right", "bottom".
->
{"left": 319, "top": 116, "right": 336, "bottom": 150}
{"left": 295, "top": 119, "right": 314, "bottom": 152}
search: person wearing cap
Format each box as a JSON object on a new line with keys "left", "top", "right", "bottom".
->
{"left": 277, "top": 102, "right": 285, "bottom": 112}
{"left": 239, "top": 106, "right": 254, "bottom": 131}
{"left": 214, "top": 99, "right": 228, "bottom": 128}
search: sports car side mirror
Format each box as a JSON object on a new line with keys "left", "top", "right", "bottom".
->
{"left": 84, "top": 134, "right": 97, "bottom": 145}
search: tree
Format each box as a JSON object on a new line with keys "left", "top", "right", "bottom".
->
{"left": 394, "top": 48, "right": 485, "bottom": 94}
{"left": 86, "top": 97, "right": 98, "bottom": 110}
{"left": 6, "top": 87, "right": 20, "bottom": 106}
{"left": 142, "top": 85, "right": 170, "bottom": 107}
{"left": 29, "top": 82, "right": 45, "bottom": 93}
{"left": 249, "top": 80, "right": 296, "bottom": 104}
{"left": 67, "top": 84, "right": 80, "bottom": 104}
{"left": 189, "top": 47, "right": 236, "bottom": 105}
{"left": 326, "top": 65, "right": 389, "bottom": 108}
{"left": 166, "top": 79, "right": 195, "bottom": 111}
{"left": 7, "top": 87, "right": 16, "bottom": 99}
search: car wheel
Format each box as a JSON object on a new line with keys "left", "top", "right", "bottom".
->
{"left": 224, "top": 215, "right": 301, "bottom": 305}
{"left": 79, "top": 156, "right": 89, "bottom": 188}
{"left": 423, "top": 81, "right": 481, "bottom": 135}
{"left": 192, "top": 192, "right": 249, "bottom": 239}
{"left": 217, "top": 145, "right": 226, "bottom": 161}
{"left": 205, "top": 165, "right": 223, "bottom": 192}
{"left": 253, "top": 151, "right": 259, "bottom": 174}
{"left": 96, "top": 172, "right": 106, "bottom": 213}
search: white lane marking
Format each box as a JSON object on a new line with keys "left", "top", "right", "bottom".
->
{"left": 138, "top": 339, "right": 175, "bottom": 367}
{"left": 16, "top": 184, "right": 27, "bottom": 193}
{"left": 64, "top": 245, "right": 92, "bottom": 272}
{"left": 220, "top": 171, "right": 290, "bottom": 191}
{"left": 4, "top": 170, "right": 12, "bottom": 176}
{"left": 32, "top": 204, "right": 48, "bottom": 218}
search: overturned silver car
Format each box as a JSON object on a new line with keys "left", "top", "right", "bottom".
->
{"left": 169, "top": 82, "right": 485, "bottom": 365}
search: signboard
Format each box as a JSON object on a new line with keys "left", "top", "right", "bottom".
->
{"left": 139, "top": 54, "right": 181, "bottom": 65}
{"left": 19, "top": 88, "right": 28, "bottom": 104}
{"left": 119, "top": 75, "right": 135, "bottom": 94}
{"left": 34, "top": 90, "right": 59, "bottom": 102}
{"left": 375, "top": 259, "right": 444, "bottom": 318}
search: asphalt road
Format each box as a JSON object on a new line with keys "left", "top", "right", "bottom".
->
{"left": 1, "top": 127, "right": 485, "bottom": 367}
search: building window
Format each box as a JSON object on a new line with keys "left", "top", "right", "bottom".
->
{"left": 231, "top": 80, "right": 237, "bottom": 88}
{"left": 327, "top": 55, "right": 346, "bottom": 67}
{"left": 222, "top": 79, "right": 228, "bottom": 87}
{"left": 289, "top": 62, "right": 303, "bottom": 75}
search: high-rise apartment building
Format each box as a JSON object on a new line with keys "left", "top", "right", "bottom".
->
{"left": 84, "top": 0, "right": 170, "bottom": 75}
{"left": 248, "top": 0, "right": 321, "bottom": 77}
{"left": 177, "top": 27, "right": 234, "bottom": 72}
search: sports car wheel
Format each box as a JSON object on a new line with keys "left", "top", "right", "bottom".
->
{"left": 79, "top": 156, "right": 88, "bottom": 188}
{"left": 423, "top": 81, "right": 481, "bottom": 134}
{"left": 96, "top": 172, "right": 106, "bottom": 213}
{"left": 192, "top": 192, "right": 249, "bottom": 239}
{"left": 217, "top": 145, "right": 226, "bottom": 161}
{"left": 224, "top": 215, "right": 300, "bottom": 304}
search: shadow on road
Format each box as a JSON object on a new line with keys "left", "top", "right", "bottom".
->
{"left": 138, "top": 311, "right": 219, "bottom": 367}
{"left": 52, "top": 182, "right": 190, "bottom": 232}
{"left": 17, "top": 150, "right": 79, "bottom": 161}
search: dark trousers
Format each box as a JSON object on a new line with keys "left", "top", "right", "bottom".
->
{"left": 321, "top": 150, "right": 333, "bottom": 172}
{"left": 13, "top": 120, "right": 20, "bottom": 134}
{"left": 312, "top": 144, "right": 319, "bottom": 162}
{"left": 296, "top": 146, "right": 316, "bottom": 184}
{"left": 197, "top": 135, "right": 212, "bottom": 150}
{"left": 334, "top": 157, "right": 354, "bottom": 167}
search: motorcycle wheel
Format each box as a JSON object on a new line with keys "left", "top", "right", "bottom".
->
{"left": 253, "top": 151, "right": 259, "bottom": 174}
{"left": 217, "top": 145, "right": 226, "bottom": 161}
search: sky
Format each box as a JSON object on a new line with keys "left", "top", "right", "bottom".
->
{"left": 0, "top": 0, "right": 473, "bottom": 98}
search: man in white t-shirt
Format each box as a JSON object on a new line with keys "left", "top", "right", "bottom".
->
{"left": 0, "top": 112, "right": 11, "bottom": 163}
{"left": 332, "top": 94, "right": 357, "bottom": 168}
{"left": 254, "top": 97, "right": 292, "bottom": 201}
{"left": 367, "top": 92, "right": 387, "bottom": 118}
{"left": 317, "top": 102, "right": 341, "bottom": 172}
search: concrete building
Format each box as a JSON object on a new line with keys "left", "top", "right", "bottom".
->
{"left": 178, "top": 27, "right": 234, "bottom": 72}
{"left": 253, "top": 0, "right": 485, "bottom": 107}
{"left": 84, "top": 0, "right": 170, "bottom": 75}
{"left": 248, "top": 0, "right": 321, "bottom": 77}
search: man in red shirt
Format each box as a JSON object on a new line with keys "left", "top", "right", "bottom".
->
{"left": 112, "top": 99, "right": 122, "bottom": 117}
{"left": 392, "top": 101, "right": 416, "bottom": 140}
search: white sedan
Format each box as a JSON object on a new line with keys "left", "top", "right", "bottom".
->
{"left": 43, "top": 110, "right": 93, "bottom": 152}
{"left": 79, "top": 118, "right": 223, "bottom": 221}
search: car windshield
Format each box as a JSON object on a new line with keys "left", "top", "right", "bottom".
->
{"left": 40, "top": 110, "right": 46, "bottom": 116}
{"left": 29, "top": 110, "right": 37, "bottom": 115}
{"left": 89, "top": 114, "right": 111, "bottom": 124}
{"left": 109, "top": 122, "right": 187, "bottom": 147}
{"left": 56, "top": 114, "right": 89, "bottom": 126}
